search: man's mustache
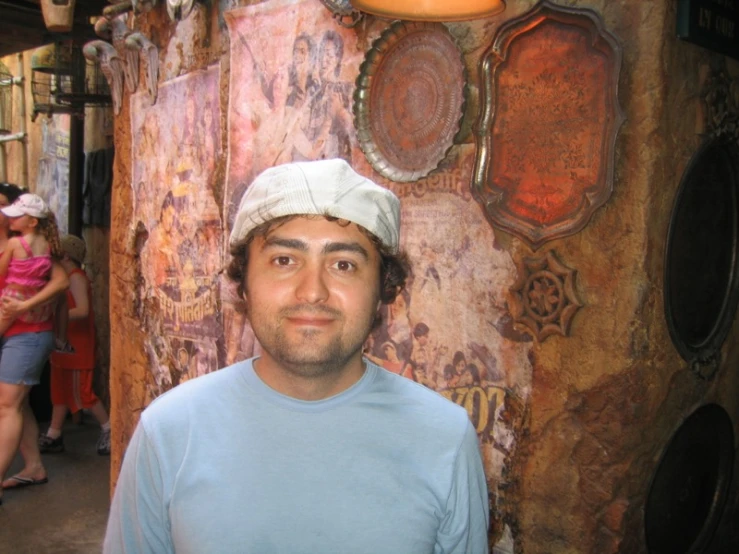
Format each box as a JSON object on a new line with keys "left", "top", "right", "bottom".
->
{"left": 279, "top": 305, "right": 342, "bottom": 318}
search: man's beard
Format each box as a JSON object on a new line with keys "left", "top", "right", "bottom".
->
{"left": 248, "top": 304, "right": 374, "bottom": 379}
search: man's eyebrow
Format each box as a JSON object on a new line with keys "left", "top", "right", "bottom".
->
{"left": 262, "top": 237, "right": 308, "bottom": 251}
{"left": 322, "top": 242, "right": 369, "bottom": 260}
{"left": 262, "top": 236, "right": 369, "bottom": 261}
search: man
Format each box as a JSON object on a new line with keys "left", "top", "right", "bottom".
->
{"left": 104, "top": 159, "right": 489, "bottom": 553}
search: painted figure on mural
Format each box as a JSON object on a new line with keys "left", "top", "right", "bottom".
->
{"left": 188, "top": 343, "right": 216, "bottom": 379}
{"left": 364, "top": 339, "right": 413, "bottom": 379}
{"left": 286, "top": 33, "right": 318, "bottom": 110}
{"left": 256, "top": 30, "right": 354, "bottom": 165}
{"left": 418, "top": 239, "right": 443, "bottom": 291}
{"left": 105, "top": 159, "right": 489, "bottom": 553}
{"left": 148, "top": 192, "right": 180, "bottom": 289}
{"left": 409, "top": 321, "right": 448, "bottom": 387}
{"left": 468, "top": 341, "right": 505, "bottom": 385}
{"left": 304, "top": 30, "right": 353, "bottom": 162}
{"left": 178, "top": 96, "right": 205, "bottom": 179}
{"left": 200, "top": 101, "right": 219, "bottom": 177}
{"left": 277, "top": 33, "right": 320, "bottom": 164}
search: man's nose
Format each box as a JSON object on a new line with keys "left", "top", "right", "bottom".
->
{"left": 295, "top": 263, "right": 329, "bottom": 304}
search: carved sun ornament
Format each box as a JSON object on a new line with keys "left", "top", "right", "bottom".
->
{"left": 508, "top": 251, "right": 583, "bottom": 341}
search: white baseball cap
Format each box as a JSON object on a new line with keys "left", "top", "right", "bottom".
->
{"left": 229, "top": 159, "right": 401, "bottom": 252}
{"left": 1, "top": 193, "right": 50, "bottom": 218}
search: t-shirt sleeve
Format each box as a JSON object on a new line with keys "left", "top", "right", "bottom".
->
{"left": 103, "top": 420, "right": 174, "bottom": 554}
{"left": 435, "top": 420, "right": 490, "bottom": 554}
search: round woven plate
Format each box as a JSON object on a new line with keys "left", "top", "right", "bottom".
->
{"left": 353, "top": 21, "right": 466, "bottom": 182}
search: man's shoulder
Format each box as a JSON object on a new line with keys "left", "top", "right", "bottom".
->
{"left": 368, "top": 363, "right": 471, "bottom": 428}
{"left": 142, "top": 360, "right": 251, "bottom": 421}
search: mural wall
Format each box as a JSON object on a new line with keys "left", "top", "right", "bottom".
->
{"left": 131, "top": 66, "right": 222, "bottom": 397}
{"left": 220, "top": 3, "right": 532, "bottom": 534}
{"left": 108, "top": 1, "right": 739, "bottom": 553}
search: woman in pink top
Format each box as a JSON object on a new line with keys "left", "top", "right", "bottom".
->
{"left": 0, "top": 186, "right": 69, "bottom": 505}
{"left": 0, "top": 194, "right": 61, "bottom": 335}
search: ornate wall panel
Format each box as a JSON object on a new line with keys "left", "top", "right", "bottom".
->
{"left": 472, "top": 1, "right": 624, "bottom": 249}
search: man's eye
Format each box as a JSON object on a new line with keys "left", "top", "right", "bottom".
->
{"left": 333, "top": 260, "right": 356, "bottom": 272}
{"left": 273, "top": 256, "right": 293, "bottom": 266}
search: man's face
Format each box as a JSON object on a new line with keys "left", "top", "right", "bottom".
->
{"left": 161, "top": 205, "right": 175, "bottom": 233}
{"left": 320, "top": 41, "right": 340, "bottom": 78}
{"left": 294, "top": 40, "right": 309, "bottom": 66}
{"left": 245, "top": 216, "right": 381, "bottom": 380}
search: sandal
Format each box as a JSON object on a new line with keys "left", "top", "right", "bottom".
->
{"left": 54, "top": 339, "right": 75, "bottom": 354}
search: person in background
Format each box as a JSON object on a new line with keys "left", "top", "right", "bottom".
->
{"left": 0, "top": 194, "right": 62, "bottom": 336}
{"left": 104, "top": 159, "right": 489, "bottom": 553}
{"left": 0, "top": 184, "right": 69, "bottom": 504}
{"left": 38, "top": 235, "right": 111, "bottom": 456}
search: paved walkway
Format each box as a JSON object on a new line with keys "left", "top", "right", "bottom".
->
{"left": 0, "top": 414, "right": 110, "bottom": 554}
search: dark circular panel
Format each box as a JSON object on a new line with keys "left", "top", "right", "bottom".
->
{"left": 353, "top": 21, "right": 466, "bottom": 182}
{"left": 645, "top": 404, "right": 734, "bottom": 554}
{"left": 664, "top": 139, "right": 739, "bottom": 370}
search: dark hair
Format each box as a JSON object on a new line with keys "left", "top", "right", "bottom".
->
{"left": 0, "top": 182, "right": 25, "bottom": 204}
{"left": 413, "top": 322, "right": 429, "bottom": 339}
{"left": 466, "top": 363, "right": 480, "bottom": 384}
{"left": 287, "top": 34, "right": 318, "bottom": 108}
{"left": 160, "top": 191, "right": 175, "bottom": 219}
{"left": 320, "top": 30, "right": 344, "bottom": 77}
{"left": 226, "top": 214, "right": 409, "bottom": 305}
{"left": 453, "top": 351, "right": 466, "bottom": 367}
{"left": 443, "top": 364, "right": 455, "bottom": 380}
{"left": 293, "top": 33, "right": 314, "bottom": 56}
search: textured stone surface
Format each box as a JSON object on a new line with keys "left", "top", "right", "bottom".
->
{"left": 108, "top": 1, "right": 739, "bottom": 553}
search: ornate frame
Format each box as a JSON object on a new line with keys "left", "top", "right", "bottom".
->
{"left": 472, "top": 1, "right": 624, "bottom": 249}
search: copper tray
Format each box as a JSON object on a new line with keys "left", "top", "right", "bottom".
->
{"left": 472, "top": 1, "right": 624, "bottom": 248}
{"left": 353, "top": 21, "right": 466, "bottom": 182}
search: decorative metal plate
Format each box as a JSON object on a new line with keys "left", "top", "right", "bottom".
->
{"left": 472, "top": 1, "right": 624, "bottom": 249}
{"left": 664, "top": 138, "right": 739, "bottom": 379}
{"left": 645, "top": 404, "right": 734, "bottom": 554}
{"left": 319, "top": 0, "right": 362, "bottom": 27}
{"left": 354, "top": 21, "right": 466, "bottom": 182}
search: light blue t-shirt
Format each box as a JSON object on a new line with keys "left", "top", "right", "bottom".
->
{"left": 104, "top": 359, "right": 489, "bottom": 553}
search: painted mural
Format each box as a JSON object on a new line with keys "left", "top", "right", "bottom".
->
{"left": 131, "top": 66, "right": 222, "bottom": 395}
{"left": 223, "top": 1, "right": 533, "bottom": 521}
{"left": 224, "top": 0, "right": 362, "bottom": 363}
{"left": 373, "top": 148, "right": 532, "bottom": 486}
{"left": 36, "top": 114, "right": 70, "bottom": 235}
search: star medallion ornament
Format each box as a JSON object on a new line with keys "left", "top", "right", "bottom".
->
{"left": 508, "top": 251, "right": 583, "bottom": 341}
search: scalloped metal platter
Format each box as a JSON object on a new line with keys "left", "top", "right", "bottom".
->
{"left": 353, "top": 21, "right": 466, "bottom": 182}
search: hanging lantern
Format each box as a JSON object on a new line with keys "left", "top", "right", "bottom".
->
{"left": 350, "top": 0, "right": 505, "bottom": 21}
{"left": 40, "top": 0, "right": 77, "bottom": 33}
{"left": 30, "top": 42, "right": 111, "bottom": 121}
{"left": 30, "top": 43, "right": 75, "bottom": 119}
{"left": 0, "top": 62, "right": 13, "bottom": 134}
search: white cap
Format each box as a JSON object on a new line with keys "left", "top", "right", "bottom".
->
{"left": 1, "top": 193, "right": 50, "bottom": 218}
{"left": 229, "top": 159, "right": 401, "bottom": 252}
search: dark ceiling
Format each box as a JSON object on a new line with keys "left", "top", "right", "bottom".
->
{"left": 0, "top": 0, "right": 109, "bottom": 58}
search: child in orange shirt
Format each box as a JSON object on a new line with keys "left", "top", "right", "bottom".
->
{"left": 38, "top": 235, "right": 110, "bottom": 456}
